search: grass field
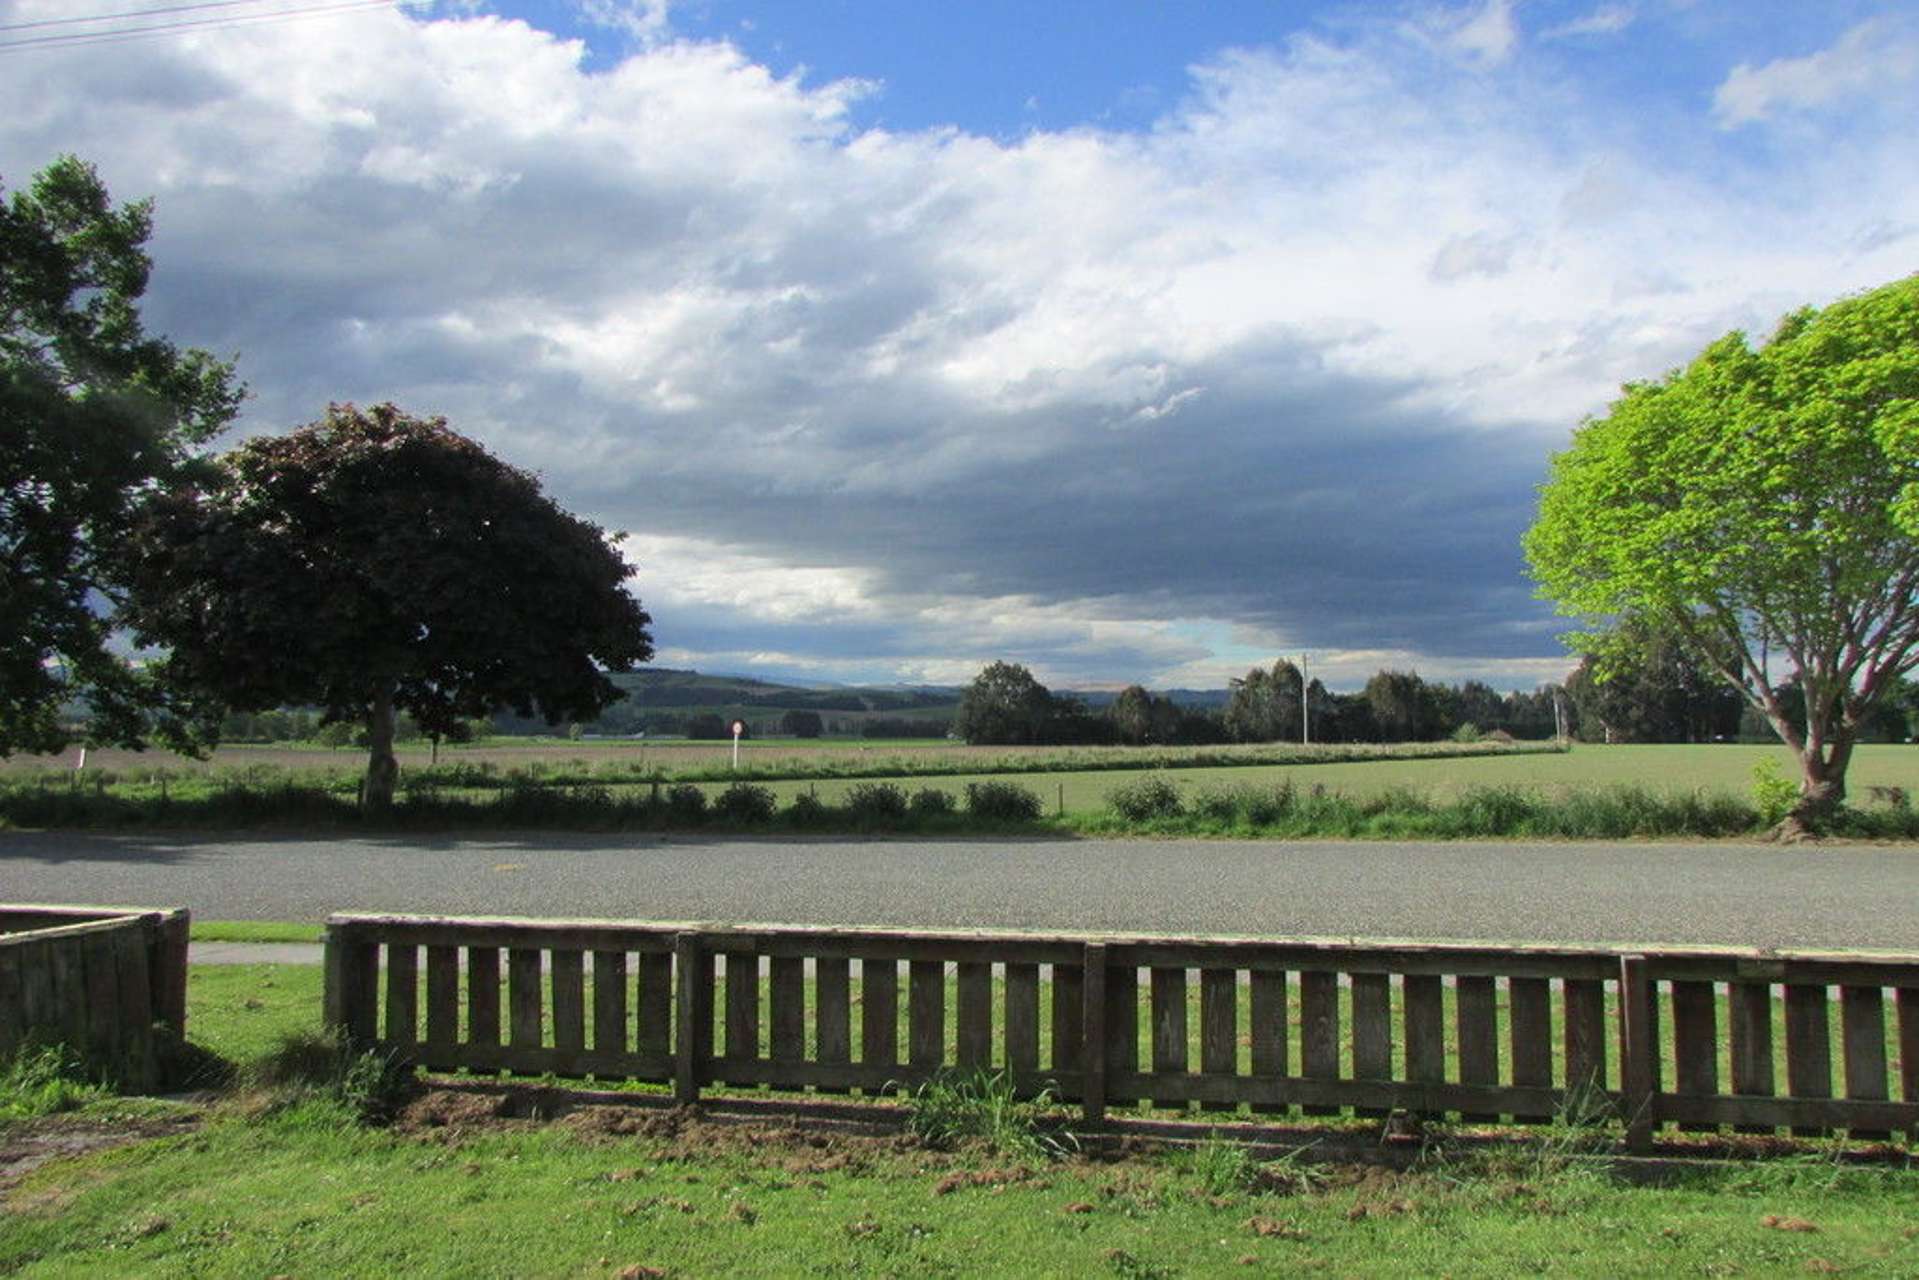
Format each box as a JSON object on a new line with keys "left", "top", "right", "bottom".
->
{"left": 3, "top": 964, "right": 1916, "bottom": 1277}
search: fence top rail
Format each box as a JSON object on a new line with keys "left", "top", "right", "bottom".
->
{"left": 323, "top": 913, "right": 1919, "bottom": 975}
{"left": 2, "top": 903, "right": 186, "bottom": 927}
{"left": 0, "top": 912, "right": 160, "bottom": 948}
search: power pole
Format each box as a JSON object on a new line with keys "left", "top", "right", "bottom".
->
{"left": 1300, "top": 654, "right": 1310, "bottom": 746}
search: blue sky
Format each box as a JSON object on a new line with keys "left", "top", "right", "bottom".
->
{"left": 2, "top": 0, "right": 1914, "bottom": 690}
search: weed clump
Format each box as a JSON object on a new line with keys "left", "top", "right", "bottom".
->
{"left": 0, "top": 1043, "right": 113, "bottom": 1120}
{"left": 965, "top": 780, "right": 1043, "bottom": 822}
{"left": 1105, "top": 774, "right": 1184, "bottom": 822}
{"left": 844, "top": 781, "right": 910, "bottom": 825}
{"left": 902, "top": 1068, "right": 1071, "bottom": 1162}
{"left": 711, "top": 782, "right": 777, "bottom": 824}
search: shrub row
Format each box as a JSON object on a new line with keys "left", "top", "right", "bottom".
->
{"left": 1092, "top": 776, "right": 1919, "bottom": 839}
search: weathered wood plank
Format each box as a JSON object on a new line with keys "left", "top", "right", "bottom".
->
{"left": 1300, "top": 970, "right": 1339, "bottom": 1116}
{"left": 1105, "top": 1071, "right": 1583, "bottom": 1118}
{"left": 673, "top": 935, "right": 710, "bottom": 1103}
{"left": 909, "top": 960, "right": 945, "bottom": 1068}
{"left": 82, "top": 929, "right": 121, "bottom": 1068}
{"left": 771, "top": 956, "right": 805, "bottom": 1065}
{"left": 1508, "top": 975, "right": 1551, "bottom": 1089}
{"left": 1200, "top": 968, "right": 1238, "bottom": 1114}
{"left": 956, "top": 961, "right": 992, "bottom": 1068}
{"left": 592, "top": 950, "right": 628, "bottom": 1057}
{"left": 1564, "top": 977, "right": 1608, "bottom": 1100}
{"left": 1150, "top": 967, "right": 1188, "bottom": 1108}
{"left": 725, "top": 950, "right": 761, "bottom": 1068}
{"left": 815, "top": 957, "right": 851, "bottom": 1065}
{"left": 861, "top": 958, "right": 898, "bottom": 1070}
{"left": 0, "top": 947, "right": 23, "bottom": 1060}
{"left": 509, "top": 948, "right": 543, "bottom": 1050}
{"left": 1051, "top": 963, "right": 1083, "bottom": 1073}
{"left": 1348, "top": 972, "right": 1391, "bottom": 1119}
{"left": 550, "top": 950, "right": 586, "bottom": 1056}
{"left": 1619, "top": 956, "right": 1656, "bottom": 1153}
{"left": 1403, "top": 974, "right": 1445, "bottom": 1092}
{"left": 384, "top": 944, "right": 419, "bottom": 1049}
{"left": 426, "top": 945, "right": 460, "bottom": 1068}
{"left": 1841, "top": 985, "right": 1889, "bottom": 1139}
{"left": 1249, "top": 969, "right": 1288, "bottom": 1115}
{"left": 1082, "top": 944, "right": 1107, "bottom": 1120}
{"left": 468, "top": 947, "right": 501, "bottom": 1048}
{"left": 1729, "top": 981, "right": 1776, "bottom": 1133}
{"left": 111, "top": 925, "right": 154, "bottom": 1090}
{"left": 1004, "top": 962, "right": 1039, "bottom": 1073}
{"left": 638, "top": 952, "right": 672, "bottom": 1059}
{"left": 1456, "top": 974, "right": 1498, "bottom": 1120}
{"left": 1784, "top": 983, "right": 1832, "bottom": 1137}
{"left": 1670, "top": 979, "right": 1716, "bottom": 1130}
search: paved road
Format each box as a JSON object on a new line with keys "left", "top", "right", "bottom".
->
{"left": 3, "top": 831, "right": 1915, "bottom": 951}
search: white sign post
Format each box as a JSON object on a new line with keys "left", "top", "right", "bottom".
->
{"left": 730, "top": 719, "right": 746, "bottom": 771}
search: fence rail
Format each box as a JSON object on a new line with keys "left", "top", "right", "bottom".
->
{"left": 324, "top": 913, "right": 1919, "bottom": 1150}
{"left": 0, "top": 903, "right": 191, "bottom": 1091}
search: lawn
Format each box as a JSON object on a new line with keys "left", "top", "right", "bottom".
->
{"left": 4, "top": 964, "right": 1918, "bottom": 1276}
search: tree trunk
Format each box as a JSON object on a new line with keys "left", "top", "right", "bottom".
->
{"left": 364, "top": 689, "right": 399, "bottom": 812}
{"left": 1779, "top": 737, "right": 1853, "bottom": 841}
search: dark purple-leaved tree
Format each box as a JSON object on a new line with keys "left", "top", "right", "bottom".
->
{"left": 125, "top": 403, "right": 653, "bottom": 808}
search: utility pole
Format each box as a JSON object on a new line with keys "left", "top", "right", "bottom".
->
{"left": 1300, "top": 654, "right": 1310, "bottom": 746}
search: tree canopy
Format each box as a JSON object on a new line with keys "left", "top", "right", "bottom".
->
{"left": 1, "top": 155, "right": 243, "bottom": 754}
{"left": 1525, "top": 275, "right": 1919, "bottom": 830}
{"left": 123, "top": 403, "right": 653, "bottom": 806}
{"left": 953, "top": 661, "right": 1056, "bottom": 745}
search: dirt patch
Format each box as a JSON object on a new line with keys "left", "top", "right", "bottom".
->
{"left": 392, "top": 1088, "right": 914, "bottom": 1175}
{"left": 0, "top": 1111, "right": 201, "bottom": 1207}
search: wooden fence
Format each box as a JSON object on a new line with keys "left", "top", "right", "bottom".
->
{"left": 0, "top": 904, "right": 191, "bottom": 1091}
{"left": 323, "top": 913, "right": 1919, "bottom": 1150}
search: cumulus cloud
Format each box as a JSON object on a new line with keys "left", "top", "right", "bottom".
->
{"left": 0, "top": 3, "right": 1912, "bottom": 690}
{"left": 1714, "top": 18, "right": 1919, "bottom": 128}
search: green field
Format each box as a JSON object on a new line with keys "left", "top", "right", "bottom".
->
{"left": 713, "top": 743, "right": 1919, "bottom": 816}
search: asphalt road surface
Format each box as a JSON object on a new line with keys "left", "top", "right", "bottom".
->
{"left": 3, "top": 831, "right": 1915, "bottom": 951}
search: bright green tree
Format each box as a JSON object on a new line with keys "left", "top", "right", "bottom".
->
{"left": 1, "top": 155, "right": 242, "bottom": 754}
{"left": 124, "top": 403, "right": 653, "bottom": 808}
{"left": 1525, "top": 275, "right": 1919, "bottom": 833}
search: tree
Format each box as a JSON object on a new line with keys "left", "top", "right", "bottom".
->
{"left": 954, "top": 661, "right": 1054, "bottom": 745}
{"left": 1109, "top": 684, "right": 1181, "bottom": 746}
{"left": 1223, "top": 660, "right": 1302, "bottom": 743}
{"left": 1363, "top": 669, "right": 1434, "bottom": 742}
{"left": 1, "top": 155, "right": 242, "bottom": 754}
{"left": 1562, "top": 615, "right": 1743, "bottom": 744}
{"left": 780, "top": 708, "right": 823, "bottom": 738}
{"left": 124, "top": 403, "right": 652, "bottom": 808}
{"left": 1526, "top": 276, "right": 1919, "bottom": 833}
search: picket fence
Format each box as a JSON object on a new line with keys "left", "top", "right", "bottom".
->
{"left": 323, "top": 913, "right": 1919, "bottom": 1150}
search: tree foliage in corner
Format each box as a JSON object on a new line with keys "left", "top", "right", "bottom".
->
{"left": 0, "top": 155, "right": 243, "bottom": 754}
{"left": 124, "top": 403, "right": 653, "bottom": 807}
{"left": 1525, "top": 275, "right": 1919, "bottom": 832}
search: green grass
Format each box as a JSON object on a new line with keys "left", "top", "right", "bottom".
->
{"left": 6, "top": 966, "right": 1917, "bottom": 1275}
{"left": 190, "top": 921, "right": 325, "bottom": 945}
{"left": 6, "top": 743, "right": 1917, "bottom": 839}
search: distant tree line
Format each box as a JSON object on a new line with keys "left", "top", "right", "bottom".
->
{"left": 952, "top": 660, "right": 1565, "bottom": 747}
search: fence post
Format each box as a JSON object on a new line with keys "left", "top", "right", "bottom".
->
{"left": 322, "top": 918, "right": 377, "bottom": 1047}
{"left": 1620, "top": 954, "right": 1655, "bottom": 1154}
{"left": 1081, "top": 942, "right": 1107, "bottom": 1124}
{"left": 674, "top": 932, "right": 704, "bottom": 1105}
{"left": 151, "top": 909, "right": 190, "bottom": 1036}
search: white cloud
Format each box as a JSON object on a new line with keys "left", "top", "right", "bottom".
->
{"left": 2, "top": 5, "right": 1912, "bottom": 689}
{"left": 1430, "top": 0, "right": 1520, "bottom": 68}
{"left": 1714, "top": 18, "right": 1919, "bottom": 128}
{"left": 1541, "top": 4, "right": 1635, "bottom": 41}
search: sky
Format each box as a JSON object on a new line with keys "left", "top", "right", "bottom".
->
{"left": 2, "top": 0, "right": 1915, "bottom": 692}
